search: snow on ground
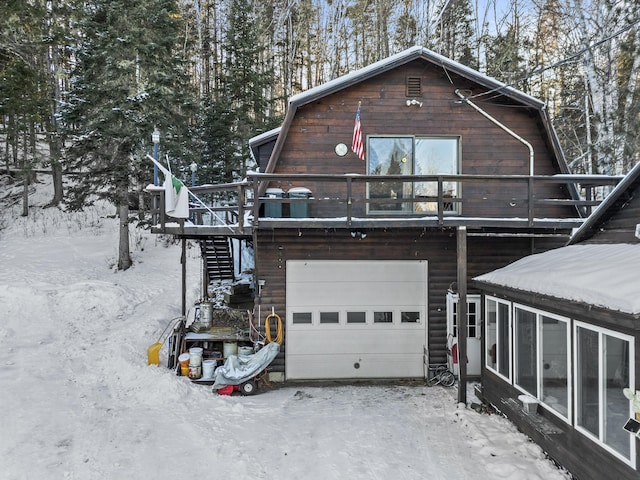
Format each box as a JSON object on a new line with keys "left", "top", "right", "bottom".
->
{"left": 0, "top": 176, "right": 570, "bottom": 480}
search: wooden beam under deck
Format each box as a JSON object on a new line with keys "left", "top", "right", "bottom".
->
{"left": 152, "top": 216, "right": 583, "bottom": 238}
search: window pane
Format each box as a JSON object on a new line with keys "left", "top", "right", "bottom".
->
{"left": 414, "top": 138, "right": 458, "bottom": 213}
{"left": 541, "top": 316, "right": 568, "bottom": 417}
{"left": 453, "top": 299, "right": 478, "bottom": 338}
{"left": 604, "top": 334, "right": 631, "bottom": 458}
{"left": 347, "top": 312, "right": 366, "bottom": 324}
{"left": 401, "top": 312, "right": 420, "bottom": 323}
{"left": 320, "top": 312, "right": 339, "bottom": 324}
{"left": 515, "top": 308, "right": 537, "bottom": 395}
{"left": 468, "top": 303, "right": 478, "bottom": 338}
{"left": 452, "top": 301, "right": 458, "bottom": 337}
{"left": 486, "top": 300, "right": 497, "bottom": 370}
{"left": 498, "top": 302, "right": 510, "bottom": 378}
{"left": 292, "top": 312, "right": 312, "bottom": 324}
{"left": 374, "top": 311, "right": 393, "bottom": 323}
{"left": 368, "top": 137, "right": 412, "bottom": 213}
{"left": 576, "top": 326, "right": 600, "bottom": 436}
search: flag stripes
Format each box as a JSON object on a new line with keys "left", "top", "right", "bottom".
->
{"left": 352, "top": 103, "right": 365, "bottom": 160}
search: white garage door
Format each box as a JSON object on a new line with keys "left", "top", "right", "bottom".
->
{"left": 286, "top": 260, "right": 428, "bottom": 380}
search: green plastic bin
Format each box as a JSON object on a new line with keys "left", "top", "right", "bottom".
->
{"left": 288, "top": 187, "right": 312, "bottom": 218}
{"left": 264, "top": 188, "right": 284, "bottom": 218}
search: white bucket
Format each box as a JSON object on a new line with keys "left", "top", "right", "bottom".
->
{"left": 223, "top": 341, "right": 237, "bottom": 358}
{"left": 238, "top": 346, "right": 254, "bottom": 356}
{"left": 202, "top": 360, "right": 216, "bottom": 379}
{"left": 189, "top": 347, "right": 203, "bottom": 366}
{"left": 188, "top": 364, "right": 202, "bottom": 379}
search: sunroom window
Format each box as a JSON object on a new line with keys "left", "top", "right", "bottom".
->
{"left": 366, "top": 136, "right": 459, "bottom": 214}
{"left": 513, "top": 305, "right": 570, "bottom": 420}
{"left": 575, "top": 322, "right": 635, "bottom": 465}
{"left": 485, "top": 296, "right": 511, "bottom": 380}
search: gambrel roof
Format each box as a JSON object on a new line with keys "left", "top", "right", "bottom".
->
{"left": 251, "top": 46, "right": 570, "bottom": 177}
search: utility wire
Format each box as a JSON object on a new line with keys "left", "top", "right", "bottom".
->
{"left": 467, "top": 17, "right": 640, "bottom": 101}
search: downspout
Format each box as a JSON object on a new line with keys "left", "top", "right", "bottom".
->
{"left": 455, "top": 89, "right": 534, "bottom": 176}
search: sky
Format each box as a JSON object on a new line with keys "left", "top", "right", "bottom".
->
{"left": 0, "top": 175, "right": 571, "bottom": 480}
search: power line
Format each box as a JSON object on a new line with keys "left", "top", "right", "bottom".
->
{"left": 468, "top": 17, "right": 640, "bottom": 101}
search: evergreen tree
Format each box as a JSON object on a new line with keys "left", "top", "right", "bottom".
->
{"left": 214, "top": 0, "right": 278, "bottom": 179}
{"left": 434, "top": 0, "right": 478, "bottom": 68}
{"left": 63, "top": 0, "right": 196, "bottom": 270}
{"left": 0, "top": 0, "right": 49, "bottom": 214}
{"left": 484, "top": 23, "right": 526, "bottom": 84}
{"left": 394, "top": 0, "right": 418, "bottom": 51}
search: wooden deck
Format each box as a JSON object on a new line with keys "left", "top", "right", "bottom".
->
{"left": 148, "top": 173, "right": 622, "bottom": 238}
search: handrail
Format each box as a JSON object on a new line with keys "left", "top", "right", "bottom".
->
{"left": 147, "top": 172, "right": 623, "bottom": 232}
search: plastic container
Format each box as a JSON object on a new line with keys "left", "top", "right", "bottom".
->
{"left": 288, "top": 187, "right": 312, "bottom": 218}
{"left": 238, "top": 346, "right": 254, "bottom": 356}
{"left": 223, "top": 341, "right": 238, "bottom": 358}
{"left": 265, "top": 188, "right": 284, "bottom": 218}
{"left": 178, "top": 353, "right": 190, "bottom": 376}
{"left": 189, "top": 347, "right": 203, "bottom": 366}
{"left": 202, "top": 360, "right": 216, "bottom": 379}
{"left": 188, "top": 364, "right": 202, "bottom": 379}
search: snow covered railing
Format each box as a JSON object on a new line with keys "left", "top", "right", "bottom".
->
{"left": 246, "top": 172, "right": 622, "bottom": 227}
{"left": 146, "top": 172, "right": 622, "bottom": 235}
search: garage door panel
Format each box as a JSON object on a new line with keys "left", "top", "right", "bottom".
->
{"left": 286, "top": 260, "right": 428, "bottom": 380}
{"left": 286, "top": 353, "right": 424, "bottom": 379}
{"left": 288, "top": 260, "right": 426, "bottom": 284}
{"left": 286, "top": 328, "right": 425, "bottom": 355}
{"left": 288, "top": 282, "right": 426, "bottom": 307}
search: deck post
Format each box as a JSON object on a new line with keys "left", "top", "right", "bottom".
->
{"left": 457, "top": 226, "right": 468, "bottom": 405}
{"left": 181, "top": 237, "right": 187, "bottom": 315}
{"left": 346, "top": 176, "right": 353, "bottom": 226}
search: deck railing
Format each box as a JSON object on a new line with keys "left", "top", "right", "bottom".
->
{"left": 148, "top": 173, "right": 622, "bottom": 234}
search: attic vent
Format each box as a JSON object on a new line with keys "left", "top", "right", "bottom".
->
{"left": 406, "top": 77, "right": 422, "bottom": 97}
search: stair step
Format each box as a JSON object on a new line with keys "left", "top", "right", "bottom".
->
{"left": 203, "top": 236, "right": 234, "bottom": 281}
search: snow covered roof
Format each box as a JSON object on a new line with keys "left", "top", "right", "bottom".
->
{"left": 288, "top": 46, "right": 544, "bottom": 109}
{"left": 474, "top": 243, "right": 640, "bottom": 315}
{"left": 262, "top": 45, "right": 570, "bottom": 180}
{"left": 249, "top": 127, "right": 280, "bottom": 147}
{"left": 569, "top": 160, "right": 640, "bottom": 244}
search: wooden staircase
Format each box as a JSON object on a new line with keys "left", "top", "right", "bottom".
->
{"left": 202, "top": 237, "right": 234, "bottom": 282}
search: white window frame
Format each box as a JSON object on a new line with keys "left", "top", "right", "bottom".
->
{"left": 485, "top": 296, "right": 512, "bottom": 382}
{"left": 513, "top": 304, "right": 571, "bottom": 423}
{"left": 573, "top": 321, "right": 636, "bottom": 468}
{"left": 366, "top": 135, "right": 461, "bottom": 215}
{"left": 447, "top": 293, "right": 482, "bottom": 339}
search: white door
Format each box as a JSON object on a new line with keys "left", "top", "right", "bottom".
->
{"left": 286, "top": 260, "right": 428, "bottom": 380}
{"left": 446, "top": 293, "right": 482, "bottom": 376}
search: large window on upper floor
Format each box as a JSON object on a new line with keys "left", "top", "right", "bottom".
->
{"left": 366, "top": 136, "right": 460, "bottom": 214}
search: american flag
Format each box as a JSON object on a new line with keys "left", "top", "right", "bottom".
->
{"left": 352, "top": 103, "right": 365, "bottom": 160}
